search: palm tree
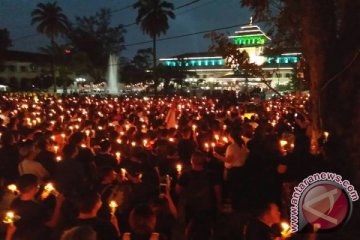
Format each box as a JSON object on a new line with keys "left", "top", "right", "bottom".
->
{"left": 133, "top": 0, "right": 175, "bottom": 93}
{"left": 31, "top": 1, "right": 69, "bottom": 92}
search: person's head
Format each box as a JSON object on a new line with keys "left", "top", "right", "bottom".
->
{"left": 129, "top": 204, "right": 157, "bottom": 236}
{"left": 69, "top": 132, "right": 84, "bottom": 146}
{"left": 17, "top": 174, "right": 39, "bottom": 196}
{"left": 190, "top": 151, "right": 206, "bottom": 169}
{"left": 19, "top": 140, "right": 36, "bottom": 160}
{"left": 63, "top": 144, "right": 78, "bottom": 160}
{"left": 181, "top": 127, "right": 192, "bottom": 139}
{"left": 1, "top": 131, "right": 14, "bottom": 146}
{"left": 229, "top": 128, "right": 244, "bottom": 147}
{"left": 60, "top": 226, "right": 96, "bottom": 240}
{"left": 99, "top": 140, "right": 111, "bottom": 153}
{"left": 76, "top": 191, "right": 102, "bottom": 215}
{"left": 36, "top": 137, "right": 49, "bottom": 151}
{"left": 256, "top": 202, "right": 281, "bottom": 227}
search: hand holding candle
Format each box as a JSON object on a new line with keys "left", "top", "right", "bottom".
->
{"left": 176, "top": 163, "right": 182, "bottom": 176}
{"left": 280, "top": 222, "right": 292, "bottom": 238}
{"left": 109, "top": 200, "right": 118, "bottom": 215}
{"left": 43, "top": 183, "right": 59, "bottom": 198}
{"left": 7, "top": 184, "right": 19, "bottom": 195}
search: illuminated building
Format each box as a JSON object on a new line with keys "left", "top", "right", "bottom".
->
{"left": 159, "top": 18, "right": 301, "bottom": 92}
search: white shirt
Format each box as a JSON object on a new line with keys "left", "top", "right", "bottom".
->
{"left": 225, "top": 143, "right": 248, "bottom": 169}
{"left": 18, "top": 159, "right": 49, "bottom": 180}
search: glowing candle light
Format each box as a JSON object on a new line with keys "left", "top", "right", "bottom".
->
{"left": 223, "top": 125, "right": 227, "bottom": 131}
{"left": 3, "top": 211, "right": 15, "bottom": 224}
{"left": 131, "top": 141, "right": 136, "bottom": 147}
{"left": 109, "top": 201, "right": 118, "bottom": 215}
{"left": 222, "top": 137, "right": 228, "bottom": 143}
{"left": 116, "top": 138, "right": 122, "bottom": 144}
{"left": 280, "top": 140, "right": 288, "bottom": 148}
{"left": 121, "top": 168, "right": 127, "bottom": 179}
{"left": 81, "top": 144, "right": 87, "bottom": 148}
{"left": 176, "top": 164, "right": 182, "bottom": 175}
{"left": 323, "top": 131, "right": 329, "bottom": 142}
{"left": 168, "top": 138, "right": 175, "bottom": 143}
{"left": 204, "top": 142, "right": 209, "bottom": 152}
{"left": 115, "top": 152, "right": 121, "bottom": 161}
{"left": 7, "top": 184, "right": 19, "bottom": 194}
{"left": 44, "top": 183, "right": 59, "bottom": 196}
{"left": 211, "top": 142, "right": 216, "bottom": 152}
{"left": 280, "top": 222, "right": 292, "bottom": 238}
{"left": 51, "top": 135, "right": 56, "bottom": 141}
{"left": 56, "top": 156, "right": 62, "bottom": 162}
{"left": 53, "top": 145, "right": 59, "bottom": 154}
{"left": 192, "top": 124, "right": 197, "bottom": 131}
{"left": 143, "top": 139, "right": 148, "bottom": 147}
{"left": 214, "top": 134, "right": 220, "bottom": 142}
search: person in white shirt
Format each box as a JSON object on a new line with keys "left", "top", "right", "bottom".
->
{"left": 213, "top": 128, "right": 249, "bottom": 210}
{"left": 18, "top": 140, "right": 49, "bottom": 181}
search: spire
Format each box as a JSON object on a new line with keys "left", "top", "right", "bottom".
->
{"left": 249, "top": 16, "right": 253, "bottom": 25}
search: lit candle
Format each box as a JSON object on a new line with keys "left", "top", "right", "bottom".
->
{"left": 323, "top": 131, "right": 329, "bottom": 142}
{"left": 44, "top": 182, "right": 59, "bottom": 196}
{"left": 7, "top": 184, "right": 19, "bottom": 194}
{"left": 280, "top": 222, "right": 292, "bottom": 238}
{"left": 116, "top": 138, "right": 122, "bottom": 144}
{"left": 211, "top": 142, "right": 216, "bottom": 152}
{"left": 121, "top": 168, "right": 127, "bottom": 179}
{"left": 109, "top": 200, "right": 118, "bottom": 215}
{"left": 115, "top": 152, "right": 121, "bottom": 162}
{"left": 192, "top": 124, "right": 197, "bottom": 131}
{"left": 176, "top": 163, "right": 182, "bottom": 175}
{"left": 143, "top": 139, "right": 148, "bottom": 147}
{"left": 53, "top": 145, "right": 59, "bottom": 154}
{"left": 56, "top": 156, "right": 62, "bottom": 162}
{"left": 3, "top": 211, "right": 15, "bottom": 224}
{"left": 168, "top": 137, "right": 174, "bottom": 143}
{"left": 85, "top": 130, "right": 90, "bottom": 137}
{"left": 204, "top": 142, "right": 209, "bottom": 152}
{"left": 81, "top": 144, "right": 87, "bottom": 148}
{"left": 222, "top": 136, "right": 228, "bottom": 143}
{"left": 214, "top": 134, "right": 220, "bottom": 142}
{"left": 131, "top": 141, "right": 136, "bottom": 147}
{"left": 280, "top": 140, "right": 288, "bottom": 148}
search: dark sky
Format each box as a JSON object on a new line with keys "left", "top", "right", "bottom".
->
{"left": 0, "top": 0, "right": 252, "bottom": 59}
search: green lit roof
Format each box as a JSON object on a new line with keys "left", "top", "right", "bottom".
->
{"left": 229, "top": 23, "right": 270, "bottom": 46}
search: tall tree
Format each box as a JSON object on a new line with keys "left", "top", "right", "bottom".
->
{"left": 31, "top": 1, "right": 69, "bottom": 92}
{"left": 133, "top": 0, "right": 175, "bottom": 93}
{"left": 240, "top": 0, "right": 360, "bottom": 180}
{"left": 68, "top": 8, "right": 126, "bottom": 83}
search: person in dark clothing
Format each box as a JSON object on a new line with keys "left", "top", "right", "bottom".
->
{"left": 9, "top": 174, "right": 64, "bottom": 240}
{"left": 244, "top": 202, "right": 282, "bottom": 240}
{"left": 177, "top": 127, "right": 196, "bottom": 166}
{"left": 35, "top": 137, "right": 57, "bottom": 177}
{"left": 56, "top": 144, "right": 86, "bottom": 197}
{"left": 0, "top": 131, "right": 20, "bottom": 184}
{"left": 94, "top": 140, "right": 119, "bottom": 172}
{"left": 71, "top": 190, "right": 120, "bottom": 240}
{"left": 176, "top": 151, "right": 222, "bottom": 240}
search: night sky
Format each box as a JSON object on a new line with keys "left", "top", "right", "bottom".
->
{"left": 0, "top": 0, "right": 252, "bottom": 59}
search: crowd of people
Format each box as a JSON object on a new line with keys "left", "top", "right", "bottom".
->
{"left": 0, "top": 92, "right": 334, "bottom": 240}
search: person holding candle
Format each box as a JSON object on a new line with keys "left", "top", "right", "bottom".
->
{"left": 94, "top": 140, "right": 119, "bottom": 173}
{"left": 71, "top": 190, "right": 120, "bottom": 240}
{"left": 212, "top": 128, "right": 248, "bottom": 210}
{"left": 176, "top": 151, "right": 222, "bottom": 240}
{"left": 243, "top": 202, "right": 284, "bottom": 240}
{"left": 9, "top": 174, "right": 64, "bottom": 240}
